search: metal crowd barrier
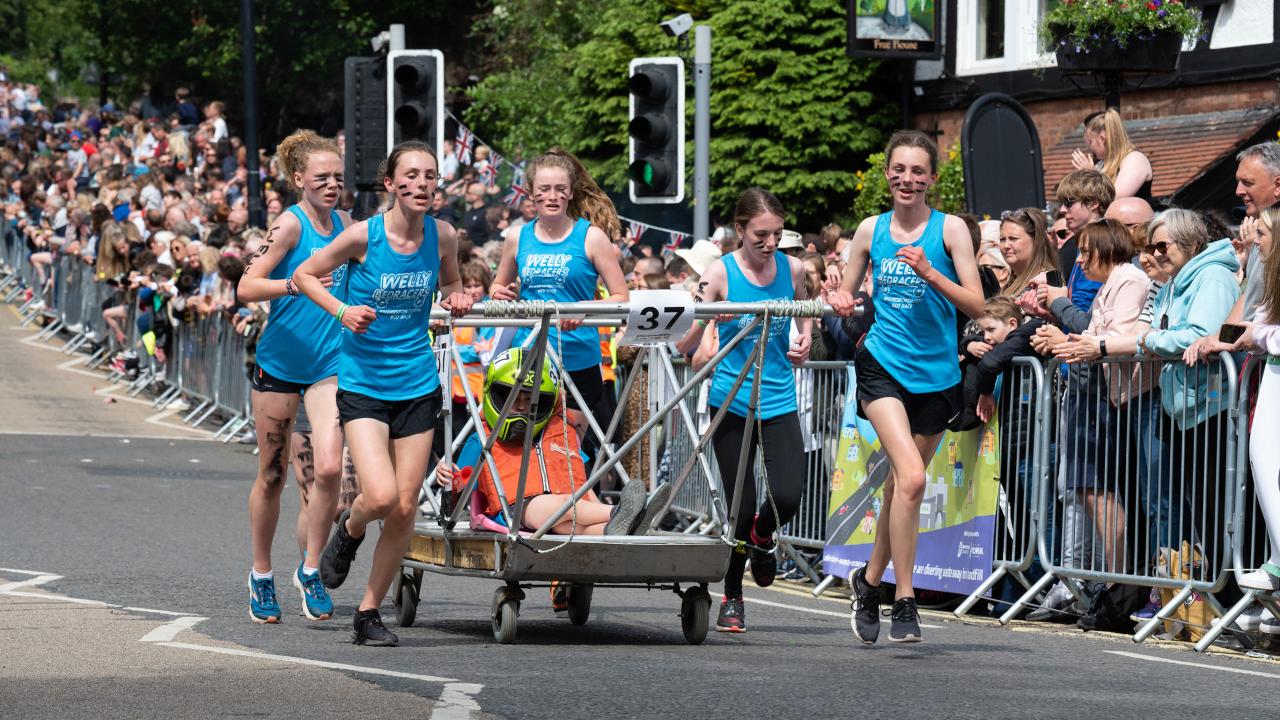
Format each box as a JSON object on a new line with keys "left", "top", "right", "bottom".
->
{"left": 953, "top": 357, "right": 1049, "bottom": 616}
{"left": 960, "top": 352, "right": 1246, "bottom": 650}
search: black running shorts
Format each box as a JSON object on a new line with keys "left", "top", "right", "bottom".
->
{"left": 854, "top": 345, "right": 961, "bottom": 437}
{"left": 337, "top": 389, "right": 443, "bottom": 440}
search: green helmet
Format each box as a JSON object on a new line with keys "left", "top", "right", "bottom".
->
{"left": 483, "top": 348, "right": 560, "bottom": 442}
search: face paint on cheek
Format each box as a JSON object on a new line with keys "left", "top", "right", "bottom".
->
{"left": 912, "top": 180, "right": 929, "bottom": 191}
{"left": 888, "top": 174, "right": 904, "bottom": 190}
{"left": 396, "top": 182, "right": 413, "bottom": 198}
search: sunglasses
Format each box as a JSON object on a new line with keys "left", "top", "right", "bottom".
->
{"left": 1144, "top": 241, "right": 1171, "bottom": 255}
{"left": 1054, "top": 228, "right": 1071, "bottom": 240}
{"left": 1058, "top": 197, "right": 1078, "bottom": 208}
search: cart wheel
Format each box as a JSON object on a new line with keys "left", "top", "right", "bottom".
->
{"left": 567, "top": 583, "right": 593, "bottom": 626}
{"left": 681, "top": 588, "right": 711, "bottom": 645}
{"left": 412, "top": 569, "right": 424, "bottom": 595}
{"left": 493, "top": 599, "right": 519, "bottom": 644}
{"left": 395, "top": 573, "right": 418, "bottom": 628}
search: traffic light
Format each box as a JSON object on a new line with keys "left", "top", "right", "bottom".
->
{"left": 344, "top": 56, "right": 387, "bottom": 191}
{"left": 386, "top": 50, "right": 444, "bottom": 161}
{"left": 627, "top": 57, "right": 685, "bottom": 204}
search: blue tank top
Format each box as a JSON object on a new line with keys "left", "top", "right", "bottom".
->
{"left": 708, "top": 253, "right": 797, "bottom": 420}
{"left": 512, "top": 218, "right": 600, "bottom": 372}
{"left": 863, "top": 209, "right": 960, "bottom": 393}
{"left": 338, "top": 213, "right": 441, "bottom": 401}
{"left": 256, "top": 205, "right": 346, "bottom": 385}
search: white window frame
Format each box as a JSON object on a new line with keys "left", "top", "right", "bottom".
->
{"left": 957, "top": 0, "right": 1058, "bottom": 77}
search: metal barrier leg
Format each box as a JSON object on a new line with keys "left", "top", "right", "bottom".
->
{"left": 1001, "top": 572, "right": 1056, "bottom": 625}
{"left": 1194, "top": 591, "right": 1257, "bottom": 653}
{"left": 1133, "top": 584, "right": 1193, "bottom": 643}
{"left": 153, "top": 385, "right": 182, "bottom": 409}
{"left": 220, "top": 416, "right": 252, "bottom": 444}
{"left": 183, "top": 399, "right": 211, "bottom": 424}
{"left": 956, "top": 566, "right": 1007, "bottom": 618}
{"left": 212, "top": 415, "right": 241, "bottom": 440}
{"left": 779, "top": 541, "right": 822, "bottom": 585}
{"left": 190, "top": 403, "right": 218, "bottom": 428}
{"left": 811, "top": 574, "right": 839, "bottom": 598}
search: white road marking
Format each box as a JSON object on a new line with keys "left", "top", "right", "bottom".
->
{"left": 2, "top": 589, "right": 115, "bottom": 607}
{"left": 430, "top": 683, "right": 484, "bottom": 720}
{"left": 0, "top": 573, "right": 62, "bottom": 593}
{"left": 1107, "top": 650, "right": 1280, "bottom": 679}
{"left": 139, "top": 615, "right": 207, "bottom": 642}
{"left": 746, "top": 595, "right": 943, "bottom": 628}
{"left": 158, "top": 641, "right": 459, "bottom": 684}
{"left": 0, "top": 429, "right": 212, "bottom": 441}
{"left": 0, "top": 568, "right": 485, "bottom": 714}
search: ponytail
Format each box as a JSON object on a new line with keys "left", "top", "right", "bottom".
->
{"left": 1085, "top": 109, "right": 1136, "bottom": 183}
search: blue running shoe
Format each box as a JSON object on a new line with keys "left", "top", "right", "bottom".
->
{"left": 248, "top": 574, "right": 281, "bottom": 624}
{"left": 293, "top": 563, "right": 334, "bottom": 621}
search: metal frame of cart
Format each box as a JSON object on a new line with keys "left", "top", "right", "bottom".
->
{"left": 394, "top": 299, "right": 830, "bottom": 644}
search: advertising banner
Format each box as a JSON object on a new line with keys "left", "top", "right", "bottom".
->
{"left": 823, "top": 367, "right": 1000, "bottom": 594}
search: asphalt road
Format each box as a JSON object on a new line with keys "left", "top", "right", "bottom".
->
{"left": 4, "top": 312, "right": 1280, "bottom": 719}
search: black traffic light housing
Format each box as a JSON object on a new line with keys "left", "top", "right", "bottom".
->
{"left": 344, "top": 56, "right": 387, "bottom": 192}
{"left": 628, "top": 57, "right": 684, "bottom": 204}
{"left": 387, "top": 50, "right": 445, "bottom": 162}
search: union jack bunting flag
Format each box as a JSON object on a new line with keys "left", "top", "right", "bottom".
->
{"left": 455, "top": 126, "right": 474, "bottom": 165}
{"left": 666, "top": 232, "right": 686, "bottom": 252}
{"left": 627, "top": 220, "right": 647, "bottom": 242}
{"left": 503, "top": 163, "right": 528, "bottom": 207}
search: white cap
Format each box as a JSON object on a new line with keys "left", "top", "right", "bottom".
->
{"left": 778, "top": 230, "right": 804, "bottom": 250}
{"left": 674, "top": 239, "right": 723, "bottom": 276}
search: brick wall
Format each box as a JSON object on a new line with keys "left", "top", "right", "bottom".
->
{"left": 911, "top": 79, "right": 1280, "bottom": 153}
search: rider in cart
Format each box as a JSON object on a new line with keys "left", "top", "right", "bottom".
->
{"left": 437, "top": 347, "right": 670, "bottom": 538}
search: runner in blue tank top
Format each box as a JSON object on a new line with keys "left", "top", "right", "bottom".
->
{"left": 830, "top": 131, "right": 986, "bottom": 645}
{"left": 235, "top": 130, "right": 350, "bottom": 626}
{"left": 489, "top": 148, "right": 628, "bottom": 440}
{"left": 679, "top": 188, "right": 813, "bottom": 633}
{"left": 295, "top": 141, "right": 473, "bottom": 647}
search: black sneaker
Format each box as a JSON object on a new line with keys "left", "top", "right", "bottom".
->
{"left": 631, "top": 483, "right": 673, "bottom": 535}
{"left": 748, "top": 539, "right": 778, "bottom": 588}
{"left": 550, "top": 581, "right": 568, "bottom": 617}
{"left": 320, "top": 509, "right": 364, "bottom": 589}
{"left": 352, "top": 608, "right": 399, "bottom": 646}
{"left": 850, "top": 567, "right": 881, "bottom": 645}
{"left": 889, "top": 597, "right": 922, "bottom": 643}
{"left": 716, "top": 595, "right": 746, "bottom": 633}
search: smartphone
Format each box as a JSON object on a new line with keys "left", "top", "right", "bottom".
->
{"left": 1218, "top": 323, "right": 1246, "bottom": 344}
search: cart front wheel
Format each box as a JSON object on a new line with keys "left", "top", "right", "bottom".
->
{"left": 567, "top": 583, "right": 593, "bottom": 626}
{"left": 493, "top": 599, "right": 519, "bottom": 644}
{"left": 395, "top": 572, "right": 418, "bottom": 627}
{"left": 681, "top": 587, "right": 711, "bottom": 645}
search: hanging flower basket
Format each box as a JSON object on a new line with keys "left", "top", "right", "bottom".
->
{"left": 1041, "top": 0, "right": 1204, "bottom": 74}
{"left": 1052, "top": 27, "right": 1184, "bottom": 73}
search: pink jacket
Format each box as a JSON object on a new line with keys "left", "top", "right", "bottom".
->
{"left": 1085, "top": 263, "right": 1152, "bottom": 404}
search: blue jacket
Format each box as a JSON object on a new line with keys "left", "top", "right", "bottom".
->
{"left": 1144, "top": 239, "right": 1241, "bottom": 429}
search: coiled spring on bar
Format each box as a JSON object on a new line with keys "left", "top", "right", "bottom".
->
{"left": 483, "top": 300, "right": 550, "bottom": 318}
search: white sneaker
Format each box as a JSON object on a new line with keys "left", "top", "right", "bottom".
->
{"left": 1234, "top": 604, "right": 1270, "bottom": 632}
{"left": 1260, "top": 616, "right": 1280, "bottom": 636}
{"left": 1239, "top": 569, "right": 1280, "bottom": 592}
{"left": 165, "top": 398, "right": 191, "bottom": 411}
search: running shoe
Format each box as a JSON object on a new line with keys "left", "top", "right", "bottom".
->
{"left": 292, "top": 563, "right": 334, "bottom": 621}
{"left": 1025, "top": 580, "right": 1073, "bottom": 622}
{"left": 889, "top": 597, "right": 922, "bottom": 643}
{"left": 748, "top": 540, "right": 778, "bottom": 589}
{"left": 247, "top": 574, "right": 281, "bottom": 624}
{"left": 1261, "top": 611, "right": 1280, "bottom": 636}
{"left": 632, "top": 483, "right": 673, "bottom": 535}
{"left": 320, "top": 509, "right": 364, "bottom": 589}
{"left": 850, "top": 567, "right": 881, "bottom": 644}
{"left": 550, "top": 581, "right": 569, "bottom": 616}
{"left": 1240, "top": 569, "right": 1280, "bottom": 592}
{"left": 352, "top": 608, "right": 399, "bottom": 646}
{"left": 1129, "top": 589, "right": 1162, "bottom": 623}
{"left": 604, "top": 480, "right": 647, "bottom": 535}
{"left": 716, "top": 595, "right": 746, "bottom": 633}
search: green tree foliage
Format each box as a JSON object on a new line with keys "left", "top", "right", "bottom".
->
{"left": 2, "top": 0, "right": 478, "bottom": 144}
{"left": 466, "top": 0, "right": 897, "bottom": 230}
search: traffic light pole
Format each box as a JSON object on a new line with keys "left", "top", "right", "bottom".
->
{"left": 693, "top": 25, "right": 711, "bottom": 244}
